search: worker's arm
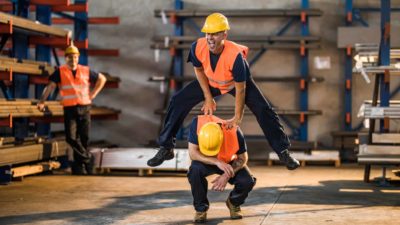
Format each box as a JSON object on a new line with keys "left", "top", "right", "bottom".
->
{"left": 90, "top": 72, "right": 107, "bottom": 100}
{"left": 37, "top": 81, "right": 57, "bottom": 111}
{"left": 211, "top": 152, "right": 248, "bottom": 191}
{"left": 189, "top": 142, "right": 234, "bottom": 177}
{"left": 231, "top": 152, "right": 248, "bottom": 174}
{"left": 226, "top": 81, "right": 246, "bottom": 129}
{"left": 194, "top": 66, "right": 216, "bottom": 115}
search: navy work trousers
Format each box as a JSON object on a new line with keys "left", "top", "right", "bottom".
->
{"left": 187, "top": 160, "right": 256, "bottom": 212}
{"left": 157, "top": 77, "right": 290, "bottom": 154}
{"left": 64, "top": 105, "right": 91, "bottom": 165}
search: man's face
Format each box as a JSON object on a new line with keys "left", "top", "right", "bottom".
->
{"left": 205, "top": 31, "right": 227, "bottom": 54}
{"left": 65, "top": 53, "right": 79, "bottom": 68}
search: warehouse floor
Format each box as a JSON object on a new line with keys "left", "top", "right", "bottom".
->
{"left": 0, "top": 165, "right": 399, "bottom": 225}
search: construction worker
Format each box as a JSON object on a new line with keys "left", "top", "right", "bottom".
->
{"left": 37, "top": 44, "right": 107, "bottom": 175}
{"left": 187, "top": 115, "right": 256, "bottom": 223}
{"left": 148, "top": 13, "right": 300, "bottom": 170}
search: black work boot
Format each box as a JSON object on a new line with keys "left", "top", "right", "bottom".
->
{"left": 147, "top": 147, "right": 174, "bottom": 167}
{"left": 278, "top": 150, "right": 300, "bottom": 170}
{"left": 84, "top": 155, "right": 96, "bottom": 175}
{"left": 71, "top": 161, "right": 86, "bottom": 175}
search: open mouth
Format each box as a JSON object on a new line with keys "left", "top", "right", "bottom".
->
{"left": 208, "top": 41, "right": 215, "bottom": 49}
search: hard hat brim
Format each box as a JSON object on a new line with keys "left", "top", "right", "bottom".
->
{"left": 201, "top": 27, "right": 230, "bottom": 34}
{"left": 199, "top": 146, "right": 220, "bottom": 156}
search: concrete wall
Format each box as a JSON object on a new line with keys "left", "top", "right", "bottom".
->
{"left": 86, "top": 0, "right": 400, "bottom": 148}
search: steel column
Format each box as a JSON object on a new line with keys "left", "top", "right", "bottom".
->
{"left": 344, "top": 0, "right": 353, "bottom": 131}
{"left": 35, "top": 4, "right": 52, "bottom": 136}
{"left": 299, "top": 0, "right": 309, "bottom": 141}
{"left": 174, "top": 0, "right": 185, "bottom": 140}
{"left": 378, "top": 0, "right": 391, "bottom": 132}
{"left": 12, "top": 0, "right": 30, "bottom": 140}
{"left": 74, "top": 0, "right": 88, "bottom": 65}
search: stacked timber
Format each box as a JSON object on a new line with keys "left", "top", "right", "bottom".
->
{"left": 0, "top": 138, "right": 68, "bottom": 166}
{"left": 0, "top": 99, "right": 120, "bottom": 120}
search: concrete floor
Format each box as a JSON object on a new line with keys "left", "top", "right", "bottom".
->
{"left": 0, "top": 165, "right": 399, "bottom": 225}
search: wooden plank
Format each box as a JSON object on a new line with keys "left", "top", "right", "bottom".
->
{"left": 0, "top": 100, "right": 120, "bottom": 123}
{"left": 337, "top": 26, "right": 400, "bottom": 48}
{"left": 0, "top": 140, "right": 68, "bottom": 166}
{"left": 0, "top": 11, "right": 70, "bottom": 37}
{"left": 0, "top": 99, "right": 61, "bottom": 105}
{"left": 0, "top": 56, "right": 51, "bottom": 66}
{"left": 372, "top": 133, "right": 400, "bottom": 144}
{"left": 12, "top": 161, "right": 60, "bottom": 178}
{"left": 0, "top": 61, "right": 55, "bottom": 75}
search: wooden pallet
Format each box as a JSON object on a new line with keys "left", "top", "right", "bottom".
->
{"left": 267, "top": 150, "right": 341, "bottom": 167}
{"left": 91, "top": 148, "right": 190, "bottom": 176}
{"left": 97, "top": 168, "right": 187, "bottom": 177}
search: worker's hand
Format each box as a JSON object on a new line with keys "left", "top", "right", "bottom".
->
{"left": 211, "top": 174, "right": 230, "bottom": 191}
{"left": 37, "top": 102, "right": 46, "bottom": 112}
{"left": 224, "top": 117, "right": 241, "bottom": 130}
{"left": 201, "top": 98, "right": 216, "bottom": 115}
{"left": 89, "top": 93, "right": 95, "bottom": 100}
{"left": 215, "top": 160, "right": 234, "bottom": 178}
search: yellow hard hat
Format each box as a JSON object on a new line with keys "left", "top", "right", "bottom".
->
{"left": 65, "top": 43, "right": 80, "bottom": 56}
{"left": 201, "top": 13, "right": 230, "bottom": 33}
{"left": 198, "top": 122, "right": 223, "bottom": 156}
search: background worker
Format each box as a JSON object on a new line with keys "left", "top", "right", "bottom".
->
{"left": 187, "top": 115, "right": 256, "bottom": 223}
{"left": 37, "top": 43, "right": 107, "bottom": 175}
{"left": 148, "top": 13, "right": 299, "bottom": 170}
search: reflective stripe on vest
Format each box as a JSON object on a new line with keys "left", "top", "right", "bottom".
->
{"left": 197, "top": 115, "right": 239, "bottom": 163}
{"left": 59, "top": 65, "right": 91, "bottom": 107}
{"left": 195, "top": 37, "right": 249, "bottom": 94}
{"left": 60, "top": 84, "right": 88, "bottom": 90}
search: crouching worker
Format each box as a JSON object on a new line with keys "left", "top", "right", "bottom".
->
{"left": 187, "top": 115, "right": 256, "bottom": 223}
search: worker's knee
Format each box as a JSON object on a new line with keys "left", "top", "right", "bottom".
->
{"left": 239, "top": 176, "right": 256, "bottom": 191}
{"left": 187, "top": 161, "right": 206, "bottom": 179}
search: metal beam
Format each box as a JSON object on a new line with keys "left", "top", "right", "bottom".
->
{"left": 378, "top": 0, "right": 391, "bottom": 131}
{"left": 74, "top": 0, "right": 88, "bottom": 65}
{"left": 35, "top": 4, "right": 51, "bottom": 136}
{"left": 11, "top": 0, "right": 29, "bottom": 141}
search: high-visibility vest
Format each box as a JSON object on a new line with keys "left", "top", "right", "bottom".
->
{"left": 197, "top": 115, "right": 240, "bottom": 163}
{"left": 195, "top": 37, "right": 248, "bottom": 94}
{"left": 59, "top": 65, "right": 91, "bottom": 107}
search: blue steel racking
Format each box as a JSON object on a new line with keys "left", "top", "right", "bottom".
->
{"left": 161, "top": 0, "right": 320, "bottom": 143}
{"left": 0, "top": 0, "right": 120, "bottom": 138}
{"left": 35, "top": 4, "right": 52, "bottom": 136}
{"left": 364, "top": 0, "right": 393, "bottom": 183}
{"left": 10, "top": 0, "right": 30, "bottom": 140}
{"left": 342, "top": 0, "right": 400, "bottom": 131}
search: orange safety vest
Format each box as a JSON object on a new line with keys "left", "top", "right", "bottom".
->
{"left": 195, "top": 37, "right": 249, "bottom": 94}
{"left": 197, "top": 115, "right": 240, "bottom": 163}
{"left": 59, "top": 65, "right": 91, "bottom": 107}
